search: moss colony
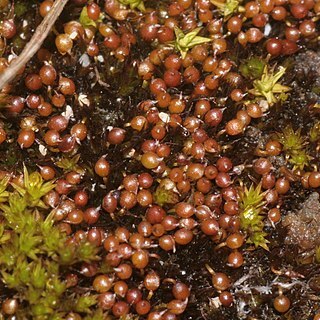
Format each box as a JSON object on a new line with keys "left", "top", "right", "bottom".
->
{"left": 0, "top": 0, "right": 320, "bottom": 319}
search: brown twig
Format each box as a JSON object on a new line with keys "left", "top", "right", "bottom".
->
{"left": 0, "top": 0, "right": 69, "bottom": 90}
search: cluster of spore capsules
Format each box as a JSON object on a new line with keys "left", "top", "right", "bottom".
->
{"left": 0, "top": 0, "right": 320, "bottom": 318}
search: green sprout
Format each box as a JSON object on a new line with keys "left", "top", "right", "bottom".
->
{"left": 0, "top": 222, "right": 10, "bottom": 244}
{"left": 11, "top": 165, "right": 56, "bottom": 208}
{"left": 309, "top": 121, "right": 320, "bottom": 142}
{"left": 210, "top": 0, "right": 240, "bottom": 18}
{"left": 55, "top": 154, "right": 85, "bottom": 174}
{"left": 2, "top": 192, "right": 27, "bottom": 225}
{"left": 14, "top": 1, "right": 28, "bottom": 17}
{"left": 276, "top": 125, "right": 311, "bottom": 170}
{"left": 153, "top": 178, "right": 179, "bottom": 206}
{"left": 118, "top": 0, "right": 145, "bottom": 11}
{"left": 170, "top": 27, "right": 212, "bottom": 59}
{"left": 75, "top": 295, "right": 97, "bottom": 314}
{"left": 0, "top": 174, "right": 10, "bottom": 202}
{"left": 249, "top": 66, "right": 291, "bottom": 105}
{"left": 239, "top": 56, "right": 266, "bottom": 80}
{"left": 239, "top": 183, "right": 269, "bottom": 250}
{"left": 277, "top": 126, "right": 305, "bottom": 151}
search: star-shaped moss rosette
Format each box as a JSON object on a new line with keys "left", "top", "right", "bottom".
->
{"left": 118, "top": 0, "right": 145, "bottom": 12}
{"left": 239, "top": 183, "right": 269, "bottom": 250}
{"left": 55, "top": 154, "right": 85, "bottom": 174}
{"left": 11, "top": 165, "right": 56, "bottom": 209}
{"left": 210, "top": 0, "right": 240, "bottom": 18}
{"left": 170, "top": 27, "right": 212, "bottom": 59}
{"left": 277, "top": 126, "right": 305, "bottom": 152}
{"left": 153, "top": 178, "right": 179, "bottom": 206}
{"left": 239, "top": 56, "right": 266, "bottom": 80}
{"left": 276, "top": 125, "right": 311, "bottom": 170}
{"left": 249, "top": 66, "right": 291, "bottom": 105}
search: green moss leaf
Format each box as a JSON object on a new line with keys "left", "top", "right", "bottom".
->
{"left": 19, "top": 229, "right": 42, "bottom": 260}
{"left": 0, "top": 174, "right": 10, "bottom": 202}
{"left": 30, "top": 261, "right": 47, "bottom": 289}
{"left": 50, "top": 277, "right": 66, "bottom": 296}
{"left": 2, "top": 270, "right": 21, "bottom": 288}
{"left": 75, "top": 295, "right": 97, "bottom": 313}
{"left": 57, "top": 245, "right": 76, "bottom": 265}
{"left": 31, "top": 303, "right": 54, "bottom": 317}
{"left": 0, "top": 241, "right": 19, "bottom": 267}
{"left": 17, "top": 257, "right": 31, "bottom": 284}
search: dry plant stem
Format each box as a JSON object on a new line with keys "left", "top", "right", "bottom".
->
{"left": 0, "top": 0, "right": 69, "bottom": 90}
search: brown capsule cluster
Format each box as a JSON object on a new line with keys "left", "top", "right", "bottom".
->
{"left": 54, "top": 2, "right": 137, "bottom": 61}
{"left": 97, "top": 226, "right": 191, "bottom": 318}
{"left": 2, "top": 55, "right": 88, "bottom": 151}
{"left": 2, "top": 0, "right": 320, "bottom": 317}
{"left": 98, "top": 96, "right": 313, "bottom": 316}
